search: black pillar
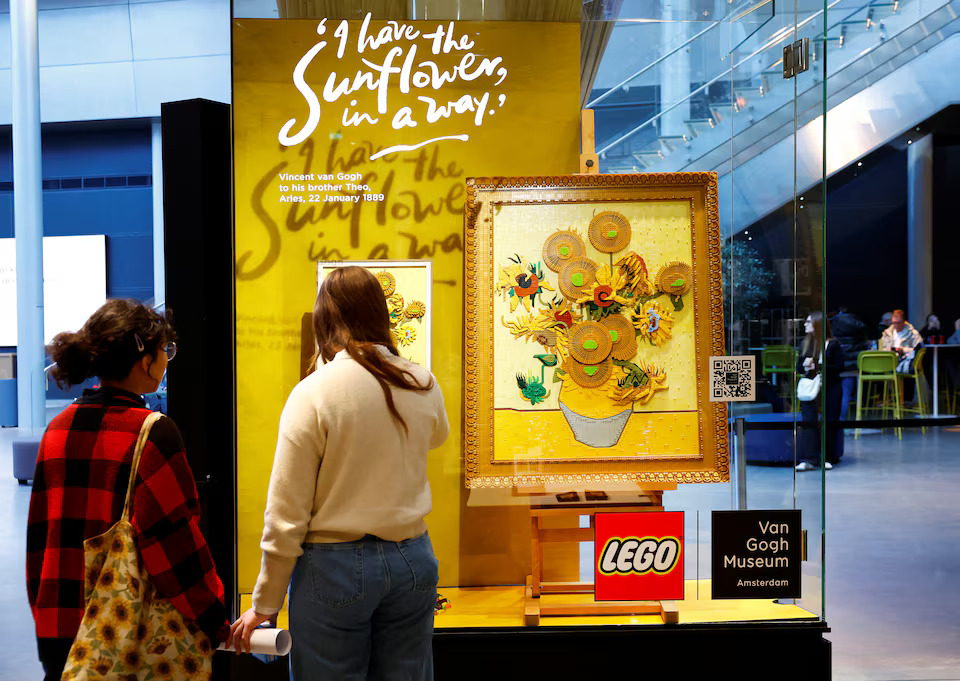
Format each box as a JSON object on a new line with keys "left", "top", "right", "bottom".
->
{"left": 160, "top": 98, "right": 236, "bottom": 681}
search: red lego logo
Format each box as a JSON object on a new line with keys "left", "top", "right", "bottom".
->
{"left": 594, "top": 511, "right": 684, "bottom": 601}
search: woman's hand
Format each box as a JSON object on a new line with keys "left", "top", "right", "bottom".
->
{"left": 227, "top": 608, "right": 277, "bottom": 653}
{"left": 802, "top": 357, "right": 815, "bottom": 372}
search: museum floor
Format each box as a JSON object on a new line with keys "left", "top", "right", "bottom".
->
{"left": 2, "top": 411, "right": 958, "bottom": 680}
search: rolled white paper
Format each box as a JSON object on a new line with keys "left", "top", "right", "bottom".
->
{"left": 218, "top": 628, "right": 292, "bottom": 656}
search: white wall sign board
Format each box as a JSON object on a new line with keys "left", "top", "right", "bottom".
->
{"left": 0, "top": 235, "right": 107, "bottom": 346}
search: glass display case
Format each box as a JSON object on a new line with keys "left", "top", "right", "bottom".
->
{"left": 230, "top": 0, "right": 830, "bottom": 676}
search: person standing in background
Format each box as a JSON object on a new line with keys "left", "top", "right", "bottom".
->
{"left": 830, "top": 306, "right": 870, "bottom": 420}
{"left": 796, "top": 311, "right": 845, "bottom": 471}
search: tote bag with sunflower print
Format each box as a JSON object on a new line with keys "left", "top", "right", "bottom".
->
{"left": 61, "top": 412, "right": 214, "bottom": 681}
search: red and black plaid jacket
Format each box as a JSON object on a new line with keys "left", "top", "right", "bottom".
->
{"left": 26, "top": 388, "right": 230, "bottom": 648}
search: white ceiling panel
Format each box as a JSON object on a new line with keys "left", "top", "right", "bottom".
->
{"left": 133, "top": 54, "right": 229, "bottom": 115}
{"left": 38, "top": 4, "right": 133, "bottom": 66}
{"left": 130, "top": 0, "right": 229, "bottom": 61}
{"left": 39, "top": 61, "right": 137, "bottom": 121}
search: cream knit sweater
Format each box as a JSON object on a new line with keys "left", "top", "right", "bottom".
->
{"left": 251, "top": 345, "right": 449, "bottom": 614}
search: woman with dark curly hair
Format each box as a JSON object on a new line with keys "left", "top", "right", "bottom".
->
{"left": 26, "top": 299, "right": 229, "bottom": 681}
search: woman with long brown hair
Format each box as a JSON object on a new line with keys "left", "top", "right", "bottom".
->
{"left": 796, "top": 310, "right": 845, "bottom": 471}
{"left": 230, "top": 266, "right": 449, "bottom": 680}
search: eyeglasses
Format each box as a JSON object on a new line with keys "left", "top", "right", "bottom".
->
{"left": 163, "top": 341, "right": 177, "bottom": 361}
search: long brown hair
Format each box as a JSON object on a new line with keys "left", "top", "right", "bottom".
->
{"left": 312, "top": 266, "right": 433, "bottom": 433}
{"left": 800, "top": 310, "right": 833, "bottom": 364}
{"left": 47, "top": 299, "right": 175, "bottom": 387}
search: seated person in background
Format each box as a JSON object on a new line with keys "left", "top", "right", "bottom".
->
{"left": 918, "top": 314, "right": 945, "bottom": 385}
{"left": 946, "top": 318, "right": 960, "bottom": 345}
{"left": 919, "top": 314, "right": 944, "bottom": 344}
{"left": 942, "top": 320, "right": 960, "bottom": 396}
{"left": 880, "top": 309, "right": 923, "bottom": 374}
{"left": 877, "top": 311, "right": 893, "bottom": 342}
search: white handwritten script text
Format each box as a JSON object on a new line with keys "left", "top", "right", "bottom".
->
{"left": 278, "top": 13, "right": 509, "bottom": 159}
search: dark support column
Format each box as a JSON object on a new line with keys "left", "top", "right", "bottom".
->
{"left": 160, "top": 99, "right": 235, "bottom": 681}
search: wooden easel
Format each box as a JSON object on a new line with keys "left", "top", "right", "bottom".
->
{"left": 524, "top": 485, "right": 680, "bottom": 626}
{"left": 579, "top": 109, "right": 600, "bottom": 175}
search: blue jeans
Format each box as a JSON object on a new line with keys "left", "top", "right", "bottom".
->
{"left": 289, "top": 533, "right": 438, "bottom": 681}
{"left": 839, "top": 375, "right": 856, "bottom": 421}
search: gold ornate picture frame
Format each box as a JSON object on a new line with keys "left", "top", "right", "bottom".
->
{"left": 464, "top": 173, "right": 727, "bottom": 488}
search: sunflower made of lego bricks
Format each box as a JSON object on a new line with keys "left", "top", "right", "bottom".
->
{"left": 558, "top": 257, "right": 598, "bottom": 300}
{"left": 534, "top": 328, "right": 559, "bottom": 348}
{"left": 564, "top": 355, "right": 613, "bottom": 389}
{"left": 588, "top": 211, "right": 631, "bottom": 253}
{"left": 542, "top": 230, "right": 586, "bottom": 273}
{"left": 376, "top": 271, "right": 396, "bottom": 297}
{"left": 405, "top": 301, "right": 426, "bottom": 320}
{"left": 387, "top": 293, "right": 405, "bottom": 318}
{"left": 569, "top": 321, "right": 613, "bottom": 365}
{"left": 601, "top": 314, "right": 638, "bottom": 361}
{"left": 656, "top": 261, "right": 693, "bottom": 296}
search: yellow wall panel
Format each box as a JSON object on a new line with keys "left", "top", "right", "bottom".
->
{"left": 233, "top": 18, "right": 580, "bottom": 593}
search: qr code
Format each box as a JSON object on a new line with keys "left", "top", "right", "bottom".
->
{"left": 709, "top": 356, "right": 755, "bottom": 402}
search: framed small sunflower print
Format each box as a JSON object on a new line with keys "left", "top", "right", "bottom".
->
{"left": 463, "top": 173, "right": 727, "bottom": 488}
{"left": 317, "top": 260, "right": 433, "bottom": 370}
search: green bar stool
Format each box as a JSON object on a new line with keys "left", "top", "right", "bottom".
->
{"left": 762, "top": 345, "right": 796, "bottom": 411}
{"left": 898, "top": 347, "right": 927, "bottom": 434}
{"left": 855, "top": 350, "right": 901, "bottom": 440}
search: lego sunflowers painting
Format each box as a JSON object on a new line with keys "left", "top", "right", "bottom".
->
{"left": 465, "top": 172, "right": 727, "bottom": 488}
{"left": 498, "top": 213, "right": 693, "bottom": 448}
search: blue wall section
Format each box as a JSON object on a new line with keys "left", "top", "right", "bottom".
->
{"left": 0, "top": 129, "right": 11, "bottom": 233}
{"left": 41, "top": 126, "right": 153, "bottom": 177}
{"left": 43, "top": 188, "right": 154, "bottom": 300}
{"left": 0, "top": 122, "right": 154, "bottom": 303}
{"left": 0, "top": 118, "right": 155, "bottom": 405}
{"left": 0, "top": 129, "right": 11, "bottom": 181}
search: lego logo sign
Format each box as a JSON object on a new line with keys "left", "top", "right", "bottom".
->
{"left": 594, "top": 512, "right": 684, "bottom": 601}
{"left": 598, "top": 537, "right": 680, "bottom": 575}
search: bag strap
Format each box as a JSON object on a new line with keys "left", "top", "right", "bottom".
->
{"left": 121, "top": 411, "right": 165, "bottom": 523}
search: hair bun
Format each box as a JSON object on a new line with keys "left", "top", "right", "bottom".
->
{"left": 49, "top": 331, "right": 96, "bottom": 387}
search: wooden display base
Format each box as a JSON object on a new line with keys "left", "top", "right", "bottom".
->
{"left": 524, "top": 576, "right": 679, "bottom": 624}
{"left": 525, "top": 493, "right": 678, "bottom": 625}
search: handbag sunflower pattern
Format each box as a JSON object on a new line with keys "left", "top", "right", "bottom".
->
{"left": 61, "top": 413, "right": 214, "bottom": 681}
